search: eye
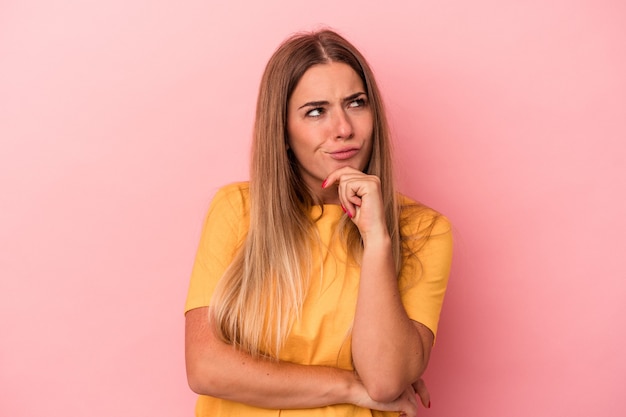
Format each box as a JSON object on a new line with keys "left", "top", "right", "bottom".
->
{"left": 306, "top": 107, "right": 324, "bottom": 117}
{"left": 348, "top": 98, "right": 367, "bottom": 108}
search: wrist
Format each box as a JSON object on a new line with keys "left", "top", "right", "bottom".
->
{"left": 343, "top": 370, "right": 363, "bottom": 405}
{"left": 361, "top": 230, "right": 391, "bottom": 249}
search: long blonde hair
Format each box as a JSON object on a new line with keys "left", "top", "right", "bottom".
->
{"left": 211, "top": 29, "right": 404, "bottom": 358}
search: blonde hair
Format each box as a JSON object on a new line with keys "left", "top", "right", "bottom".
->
{"left": 211, "top": 29, "right": 405, "bottom": 358}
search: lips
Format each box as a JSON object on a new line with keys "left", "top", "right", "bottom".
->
{"left": 329, "top": 147, "right": 359, "bottom": 160}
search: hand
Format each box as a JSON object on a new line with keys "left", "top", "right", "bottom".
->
{"left": 350, "top": 377, "right": 418, "bottom": 417}
{"left": 412, "top": 378, "right": 431, "bottom": 409}
{"left": 322, "top": 167, "right": 387, "bottom": 242}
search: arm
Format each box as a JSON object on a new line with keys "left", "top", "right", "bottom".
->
{"left": 353, "top": 237, "right": 434, "bottom": 402}
{"left": 185, "top": 306, "right": 352, "bottom": 408}
{"left": 324, "top": 168, "right": 436, "bottom": 403}
{"left": 185, "top": 306, "right": 419, "bottom": 413}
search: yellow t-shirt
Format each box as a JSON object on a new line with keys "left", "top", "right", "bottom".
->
{"left": 185, "top": 182, "right": 453, "bottom": 416}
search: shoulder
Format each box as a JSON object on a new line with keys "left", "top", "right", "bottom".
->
{"left": 213, "top": 181, "right": 250, "bottom": 201}
{"left": 210, "top": 181, "right": 250, "bottom": 211}
{"left": 397, "top": 193, "right": 451, "bottom": 238}
{"left": 203, "top": 181, "right": 251, "bottom": 231}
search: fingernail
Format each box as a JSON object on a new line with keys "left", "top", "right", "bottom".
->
{"left": 341, "top": 205, "right": 347, "bottom": 213}
{"left": 347, "top": 209, "right": 353, "bottom": 219}
{"left": 321, "top": 179, "right": 327, "bottom": 188}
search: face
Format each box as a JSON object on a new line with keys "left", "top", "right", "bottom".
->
{"left": 286, "top": 62, "right": 374, "bottom": 198}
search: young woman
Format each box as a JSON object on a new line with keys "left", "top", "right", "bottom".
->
{"left": 184, "top": 29, "right": 453, "bottom": 417}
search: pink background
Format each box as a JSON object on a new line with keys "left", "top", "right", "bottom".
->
{"left": 1, "top": 1, "right": 625, "bottom": 416}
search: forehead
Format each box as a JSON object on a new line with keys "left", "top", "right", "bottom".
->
{"left": 290, "top": 62, "right": 365, "bottom": 102}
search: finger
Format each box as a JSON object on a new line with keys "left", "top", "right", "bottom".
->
{"left": 403, "top": 393, "right": 418, "bottom": 417}
{"left": 321, "top": 166, "right": 362, "bottom": 189}
{"left": 336, "top": 177, "right": 364, "bottom": 218}
{"left": 406, "top": 391, "right": 418, "bottom": 410}
{"left": 409, "top": 385, "right": 418, "bottom": 407}
{"left": 335, "top": 183, "right": 354, "bottom": 219}
{"left": 339, "top": 184, "right": 361, "bottom": 219}
{"left": 412, "top": 378, "right": 431, "bottom": 409}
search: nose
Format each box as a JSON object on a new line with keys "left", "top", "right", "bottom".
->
{"left": 333, "top": 109, "right": 354, "bottom": 140}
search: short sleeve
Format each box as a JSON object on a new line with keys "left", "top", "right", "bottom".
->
{"left": 184, "top": 183, "right": 250, "bottom": 314}
{"left": 398, "top": 206, "right": 453, "bottom": 339}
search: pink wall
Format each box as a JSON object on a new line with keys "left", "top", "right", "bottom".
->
{"left": 1, "top": 1, "right": 624, "bottom": 416}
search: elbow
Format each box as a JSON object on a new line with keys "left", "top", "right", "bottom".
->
{"left": 361, "top": 363, "right": 427, "bottom": 403}
{"left": 364, "top": 379, "right": 407, "bottom": 403}
{"left": 186, "top": 364, "right": 207, "bottom": 395}
{"left": 185, "top": 350, "right": 204, "bottom": 394}
{"left": 186, "top": 369, "right": 204, "bottom": 395}
{"left": 185, "top": 359, "right": 221, "bottom": 397}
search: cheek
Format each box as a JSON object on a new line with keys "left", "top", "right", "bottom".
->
{"left": 361, "top": 119, "right": 374, "bottom": 146}
{"left": 362, "top": 124, "right": 375, "bottom": 165}
{"left": 285, "top": 122, "right": 294, "bottom": 148}
{"left": 365, "top": 114, "right": 375, "bottom": 136}
{"left": 285, "top": 131, "right": 307, "bottom": 163}
{"left": 285, "top": 113, "right": 301, "bottom": 147}
{"left": 286, "top": 119, "right": 302, "bottom": 148}
{"left": 286, "top": 124, "right": 316, "bottom": 152}
{"left": 353, "top": 111, "right": 374, "bottom": 138}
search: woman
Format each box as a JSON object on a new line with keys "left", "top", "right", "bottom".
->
{"left": 184, "top": 29, "right": 453, "bottom": 417}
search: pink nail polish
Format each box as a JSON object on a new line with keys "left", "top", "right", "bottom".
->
{"left": 321, "top": 179, "right": 327, "bottom": 188}
{"left": 341, "top": 205, "right": 347, "bottom": 213}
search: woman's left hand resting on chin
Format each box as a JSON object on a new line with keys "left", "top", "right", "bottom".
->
{"left": 323, "top": 166, "right": 387, "bottom": 244}
{"left": 323, "top": 167, "right": 435, "bottom": 403}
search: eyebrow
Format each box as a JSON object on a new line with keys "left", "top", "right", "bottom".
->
{"left": 297, "top": 92, "right": 367, "bottom": 110}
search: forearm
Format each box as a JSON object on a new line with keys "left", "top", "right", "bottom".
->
{"left": 185, "top": 307, "right": 357, "bottom": 409}
{"left": 351, "top": 235, "right": 429, "bottom": 402}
